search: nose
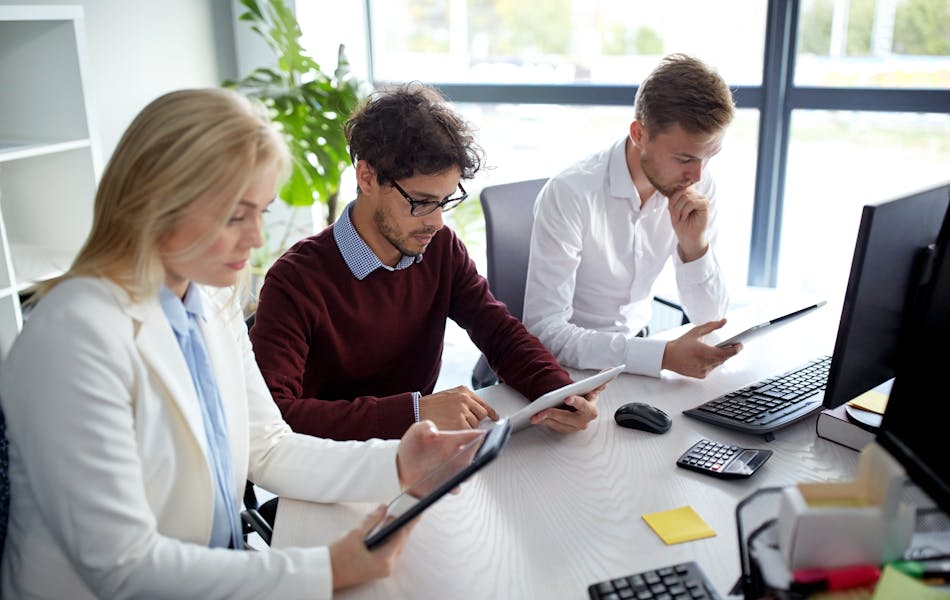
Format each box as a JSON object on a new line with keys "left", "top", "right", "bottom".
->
{"left": 244, "top": 215, "right": 265, "bottom": 249}
{"left": 685, "top": 162, "right": 703, "bottom": 184}
{"left": 422, "top": 208, "right": 444, "bottom": 230}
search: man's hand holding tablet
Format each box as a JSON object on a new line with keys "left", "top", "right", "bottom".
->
{"left": 474, "top": 365, "right": 625, "bottom": 433}
{"left": 525, "top": 364, "right": 624, "bottom": 433}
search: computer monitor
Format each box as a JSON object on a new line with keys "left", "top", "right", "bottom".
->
{"left": 822, "top": 180, "right": 950, "bottom": 409}
{"left": 876, "top": 200, "right": 950, "bottom": 514}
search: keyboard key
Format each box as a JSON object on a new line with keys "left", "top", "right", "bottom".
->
{"left": 587, "top": 561, "right": 721, "bottom": 600}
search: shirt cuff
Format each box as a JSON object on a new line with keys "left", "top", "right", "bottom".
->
{"left": 674, "top": 246, "right": 718, "bottom": 286}
{"left": 625, "top": 336, "right": 668, "bottom": 378}
{"left": 412, "top": 391, "right": 421, "bottom": 422}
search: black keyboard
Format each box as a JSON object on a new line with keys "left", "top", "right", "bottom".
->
{"left": 588, "top": 561, "right": 721, "bottom": 600}
{"left": 682, "top": 355, "right": 831, "bottom": 435}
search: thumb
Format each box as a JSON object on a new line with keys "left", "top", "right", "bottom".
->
{"left": 691, "top": 318, "right": 727, "bottom": 337}
{"left": 445, "top": 428, "right": 485, "bottom": 446}
{"left": 360, "top": 504, "right": 389, "bottom": 535}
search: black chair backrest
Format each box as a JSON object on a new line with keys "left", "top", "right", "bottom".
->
{"left": 0, "top": 407, "right": 9, "bottom": 565}
{"left": 479, "top": 178, "right": 548, "bottom": 321}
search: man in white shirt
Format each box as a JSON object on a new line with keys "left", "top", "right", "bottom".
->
{"left": 523, "top": 53, "right": 742, "bottom": 379}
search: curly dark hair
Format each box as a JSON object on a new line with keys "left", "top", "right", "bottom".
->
{"left": 344, "top": 81, "right": 485, "bottom": 185}
{"left": 634, "top": 53, "right": 735, "bottom": 137}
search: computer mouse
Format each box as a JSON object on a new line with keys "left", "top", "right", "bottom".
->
{"left": 614, "top": 402, "right": 672, "bottom": 434}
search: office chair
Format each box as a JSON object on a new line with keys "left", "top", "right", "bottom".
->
{"left": 241, "top": 312, "right": 274, "bottom": 547}
{"left": 0, "top": 406, "right": 9, "bottom": 567}
{"left": 470, "top": 178, "right": 688, "bottom": 390}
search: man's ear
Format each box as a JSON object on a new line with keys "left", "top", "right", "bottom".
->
{"left": 629, "top": 120, "right": 645, "bottom": 148}
{"left": 354, "top": 159, "right": 376, "bottom": 196}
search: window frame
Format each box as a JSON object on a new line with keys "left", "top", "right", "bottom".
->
{"left": 363, "top": 0, "right": 950, "bottom": 287}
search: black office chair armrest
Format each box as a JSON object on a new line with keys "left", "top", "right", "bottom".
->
{"left": 242, "top": 481, "right": 273, "bottom": 546}
{"left": 471, "top": 354, "right": 499, "bottom": 390}
{"left": 653, "top": 295, "right": 689, "bottom": 325}
{"left": 241, "top": 507, "right": 273, "bottom": 547}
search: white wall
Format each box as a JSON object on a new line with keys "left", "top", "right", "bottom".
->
{"left": 0, "top": 0, "right": 237, "bottom": 161}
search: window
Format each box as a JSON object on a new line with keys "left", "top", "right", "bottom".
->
{"left": 369, "top": 0, "right": 766, "bottom": 86}
{"left": 796, "top": 0, "right": 950, "bottom": 88}
{"left": 299, "top": 0, "right": 950, "bottom": 301}
{"left": 780, "top": 110, "right": 950, "bottom": 296}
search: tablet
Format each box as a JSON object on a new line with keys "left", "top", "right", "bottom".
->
{"left": 363, "top": 418, "right": 512, "bottom": 549}
{"left": 505, "top": 364, "right": 625, "bottom": 432}
{"left": 714, "top": 301, "right": 827, "bottom": 348}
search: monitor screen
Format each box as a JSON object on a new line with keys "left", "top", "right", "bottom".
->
{"left": 876, "top": 201, "right": 950, "bottom": 514}
{"left": 822, "top": 180, "right": 950, "bottom": 409}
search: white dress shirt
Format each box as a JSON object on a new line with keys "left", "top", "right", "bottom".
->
{"left": 523, "top": 137, "right": 729, "bottom": 377}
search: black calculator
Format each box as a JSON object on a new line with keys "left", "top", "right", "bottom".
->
{"left": 676, "top": 438, "right": 772, "bottom": 479}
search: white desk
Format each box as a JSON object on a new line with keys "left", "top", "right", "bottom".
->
{"left": 272, "top": 302, "right": 861, "bottom": 599}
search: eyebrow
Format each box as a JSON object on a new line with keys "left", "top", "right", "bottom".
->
{"left": 236, "top": 197, "right": 277, "bottom": 209}
{"left": 675, "top": 146, "right": 722, "bottom": 161}
{"left": 405, "top": 188, "right": 445, "bottom": 202}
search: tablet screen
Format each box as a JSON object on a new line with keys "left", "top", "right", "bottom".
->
{"left": 363, "top": 418, "right": 512, "bottom": 549}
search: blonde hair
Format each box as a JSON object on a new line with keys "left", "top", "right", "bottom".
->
{"left": 34, "top": 88, "right": 289, "bottom": 303}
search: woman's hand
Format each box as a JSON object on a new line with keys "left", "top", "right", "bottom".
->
{"left": 396, "top": 420, "right": 483, "bottom": 491}
{"left": 328, "top": 504, "right": 414, "bottom": 591}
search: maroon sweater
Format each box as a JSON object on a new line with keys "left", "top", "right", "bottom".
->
{"left": 250, "top": 224, "right": 572, "bottom": 441}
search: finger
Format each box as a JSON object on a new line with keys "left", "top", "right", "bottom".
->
{"left": 584, "top": 383, "right": 607, "bottom": 400}
{"left": 412, "top": 419, "right": 440, "bottom": 436}
{"left": 565, "top": 395, "right": 599, "bottom": 421}
{"left": 536, "top": 409, "right": 587, "bottom": 433}
{"left": 466, "top": 396, "right": 494, "bottom": 422}
{"left": 360, "top": 504, "right": 389, "bottom": 535}
{"left": 689, "top": 318, "right": 727, "bottom": 338}
{"left": 669, "top": 199, "right": 687, "bottom": 224}
{"left": 535, "top": 398, "right": 597, "bottom": 432}
{"left": 718, "top": 343, "right": 742, "bottom": 358}
{"left": 455, "top": 387, "right": 499, "bottom": 421}
{"left": 373, "top": 516, "right": 413, "bottom": 556}
{"left": 440, "top": 428, "right": 484, "bottom": 447}
{"left": 463, "top": 409, "right": 480, "bottom": 429}
{"left": 480, "top": 398, "right": 500, "bottom": 420}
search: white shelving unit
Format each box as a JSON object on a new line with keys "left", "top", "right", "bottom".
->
{"left": 0, "top": 5, "right": 101, "bottom": 362}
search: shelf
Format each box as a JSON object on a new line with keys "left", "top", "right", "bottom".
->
{"left": 0, "top": 138, "right": 92, "bottom": 163}
{"left": 0, "top": 5, "right": 97, "bottom": 365}
{"left": 9, "top": 243, "right": 73, "bottom": 291}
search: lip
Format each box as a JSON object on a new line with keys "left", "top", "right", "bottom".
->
{"left": 226, "top": 259, "right": 248, "bottom": 271}
{"left": 413, "top": 235, "right": 434, "bottom": 245}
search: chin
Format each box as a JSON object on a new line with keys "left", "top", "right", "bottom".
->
{"left": 201, "top": 274, "right": 241, "bottom": 290}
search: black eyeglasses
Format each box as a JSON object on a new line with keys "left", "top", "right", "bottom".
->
{"left": 390, "top": 180, "right": 468, "bottom": 217}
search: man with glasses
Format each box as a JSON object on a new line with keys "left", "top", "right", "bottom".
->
{"left": 250, "top": 82, "right": 601, "bottom": 441}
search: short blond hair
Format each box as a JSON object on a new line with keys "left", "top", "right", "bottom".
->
{"left": 36, "top": 88, "right": 289, "bottom": 302}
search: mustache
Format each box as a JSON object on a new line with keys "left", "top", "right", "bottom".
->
{"left": 411, "top": 227, "right": 439, "bottom": 236}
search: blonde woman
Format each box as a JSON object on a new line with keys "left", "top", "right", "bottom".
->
{"left": 0, "top": 88, "right": 480, "bottom": 599}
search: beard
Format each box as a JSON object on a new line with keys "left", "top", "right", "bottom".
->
{"left": 640, "top": 152, "right": 685, "bottom": 198}
{"left": 373, "top": 206, "right": 437, "bottom": 258}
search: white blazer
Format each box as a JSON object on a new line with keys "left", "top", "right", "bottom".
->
{"left": 0, "top": 277, "right": 401, "bottom": 599}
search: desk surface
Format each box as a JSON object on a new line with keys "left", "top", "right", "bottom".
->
{"left": 273, "top": 301, "right": 861, "bottom": 599}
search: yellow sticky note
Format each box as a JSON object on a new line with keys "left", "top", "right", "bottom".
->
{"left": 872, "top": 565, "right": 950, "bottom": 599}
{"left": 641, "top": 505, "right": 716, "bottom": 545}
{"left": 848, "top": 390, "right": 889, "bottom": 415}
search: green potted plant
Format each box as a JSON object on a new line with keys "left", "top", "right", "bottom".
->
{"left": 224, "top": 0, "right": 366, "bottom": 269}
